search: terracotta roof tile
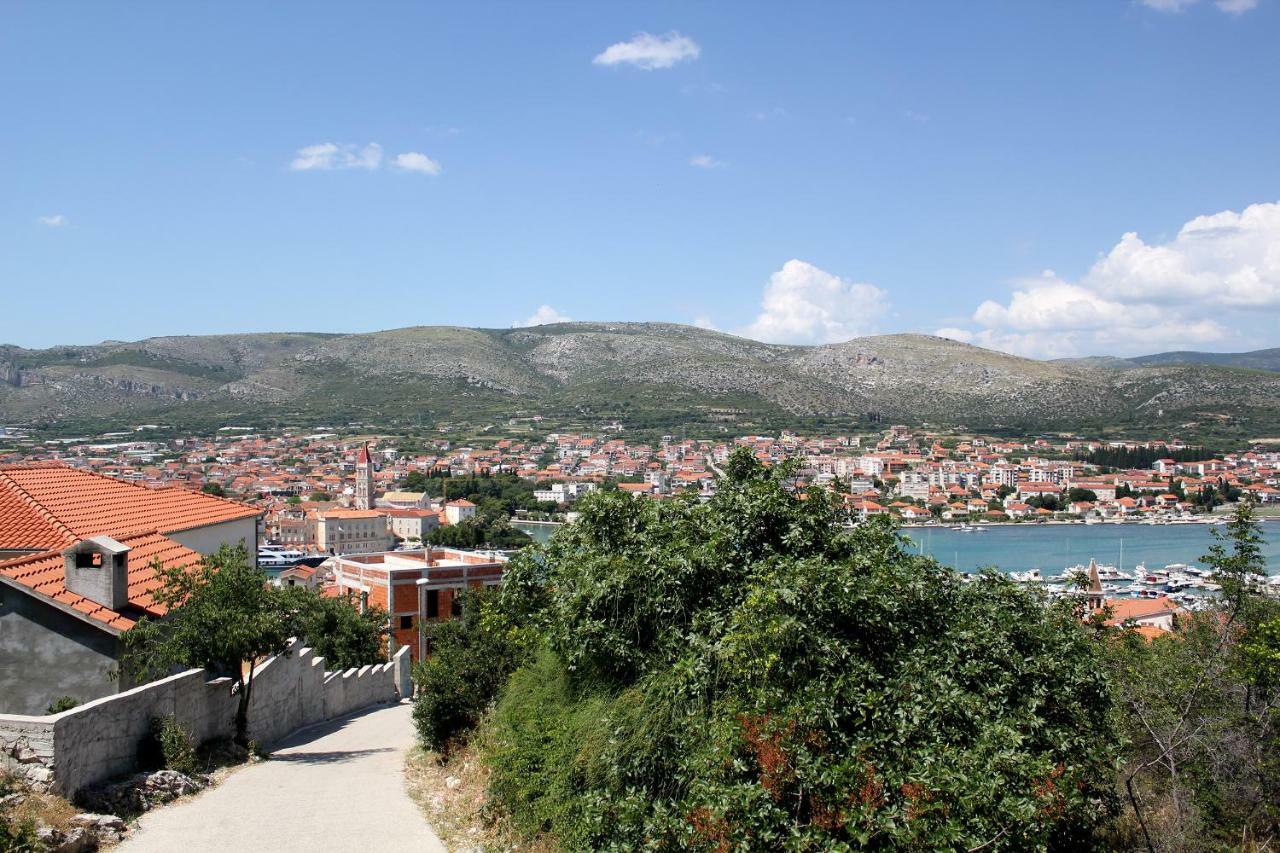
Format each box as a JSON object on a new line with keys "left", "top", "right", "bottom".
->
{"left": 0, "top": 530, "right": 205, "bottom": 633}
{"left": 0, "top": 463, "right": 260, "bottom": 550}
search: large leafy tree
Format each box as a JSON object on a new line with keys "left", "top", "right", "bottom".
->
{"left": 120, "top": 544, "right": 295, "bottom": 747}
{"left": 472, "top": 449, "right": 1119, "bottom": 849}
{"left": 280, "top": 586, "right": 388, "bottom": 671}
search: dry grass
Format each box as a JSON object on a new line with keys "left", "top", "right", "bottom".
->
{"left": 403, "top": 742, "right": 553, "bottom": 853}
{"left": 3, "top": 778, "right": 78, "bottom": 833}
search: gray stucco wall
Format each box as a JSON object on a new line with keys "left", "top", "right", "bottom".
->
{"left": 168, "top": 517, "right": 258, "bottom": 562}
{"left": 0, "top": 583, "right": 122, "bottom": 716}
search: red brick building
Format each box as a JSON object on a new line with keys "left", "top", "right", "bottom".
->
{"left": 330, "top": 546, "right": 507, "bottom": 661}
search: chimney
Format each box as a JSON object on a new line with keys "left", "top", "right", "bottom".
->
{"left": 63, "top": 536, "right": 131, "bottom": 611}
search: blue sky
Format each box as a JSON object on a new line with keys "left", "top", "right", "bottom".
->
{"left": 3, "top": 1, "right": 1278, "bottom": 357}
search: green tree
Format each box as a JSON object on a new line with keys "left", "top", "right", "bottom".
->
{"left": 120, "top": 545, "right": 295, "bottom": 747}
{"left": 200, "top": 482, "right": 226, "bottom": 498}
{"left": 469, "top": 448, "right": 1118, "bottom": 849}
{"left": 1106, "top": 501, "right": 1280, "bottom": 850}
{"left": 1067, "top": 487, "right": 1098, "bottom": 503}
{"left": 282, "top": 587, "right": 388, "bottom": 670}
{"left": 411, "top": 588, "right": 527, "bottom": 753}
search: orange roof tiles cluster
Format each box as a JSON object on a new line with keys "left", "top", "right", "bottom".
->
{"left": 0, "top": 463, "right": 260, "bottom": 546}
{"left": 0, "top": 530, "right": 204, "bottom": 632}
{"left": 0, "top": 463, "right": 262, "bottom": 633}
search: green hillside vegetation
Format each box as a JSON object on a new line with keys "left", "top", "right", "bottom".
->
{"left": 5, "top": 324, "right": 1280, "bottom": 441}
{"left": 411, "top": 456, "right": 1280, "bottom": 850}
{"left": 412, "top": 450, "right": 1127, "bottom": 849}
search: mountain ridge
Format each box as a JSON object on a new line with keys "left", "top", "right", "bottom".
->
{"left": 2, "top": 323, "right": 1278, "bottom": 435}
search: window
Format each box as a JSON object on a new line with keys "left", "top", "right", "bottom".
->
{"left": 425, "top": 589, "right": 439, "bottom": 619}
{"left": 400, "top": 615, "right": 413, "bottom": 630}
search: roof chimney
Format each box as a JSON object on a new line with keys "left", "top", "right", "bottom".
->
{"left": 63, "top": 536, "right": 131, "bottom": 611}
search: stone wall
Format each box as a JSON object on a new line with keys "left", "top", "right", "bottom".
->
{"left": 0, "top": 641, "right": 411, "bottom": 798}
{"left": 0, "top": 714, "right": 56, "bottom": 789}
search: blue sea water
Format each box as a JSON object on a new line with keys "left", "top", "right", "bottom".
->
{"left": 900, "top": 521, "right": 1280, "bottom": 574}
{"left": 514, "top": 519, "right": 1280, "bottom": 575}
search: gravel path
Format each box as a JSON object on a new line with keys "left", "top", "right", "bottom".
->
{"left": 119, "top": 701, "right": 445, "bottom": 852}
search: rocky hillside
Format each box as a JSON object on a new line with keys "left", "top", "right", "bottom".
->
{"left": 2, "top": 323, "right": 1278, "bottom": 433}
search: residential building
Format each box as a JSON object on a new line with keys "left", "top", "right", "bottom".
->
{"left": 0, "top": 464, "right": 261, "bottom": 714}
{"left": 315, "top": 509, "right": 394, "bottom": 555}
{"left": 330, "top": 546, "right": 507, "bottom": 661}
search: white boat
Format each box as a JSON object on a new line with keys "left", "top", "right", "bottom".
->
{"left": 257, "top": 547, "right": 307, "bottom": 570}
{"left": 1010, "top": 569, "right": 1044, "bottom": 583}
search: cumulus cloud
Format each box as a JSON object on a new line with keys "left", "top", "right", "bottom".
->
{"left": 1140, "top": 0, "right": 1257, "bottom": 12}
{"left": 593, "top": 32, "right": 700, "bottom": 70}
{"left": 289, "top": 142, "right": 383, "bottom": 171}
{"left": 944, "top": 201, "right": 1280, "bottom": 357}
{"left": 391, "top": 152, "right": 442, "bottom": 175}
{"left": 741, "top": 260, "right": 890, "bottom": 345}
{"left": 37, "top": 214, "right": 66, "bottom": 227}
{"left": 514, "top": 305, "right": 572, "bottom": 328}
{"left": 933, "top": 327, "right": 974, "bottom": 343}
{"left": 689, "top": 154, "right": 724, "bottom": 169}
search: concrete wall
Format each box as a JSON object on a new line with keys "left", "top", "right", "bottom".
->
{"left": 0, "top": 583, "right": 122, "bottom": 715}
{"left": 0, "top": 640, "right": 411, "bottom": 798}
{"left": 168, "top": 517, "right": 258, "bottom": 562}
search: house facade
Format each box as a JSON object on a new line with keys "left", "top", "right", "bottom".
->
{"left": 0, "top": 464, "right": 262, "bottom": 715}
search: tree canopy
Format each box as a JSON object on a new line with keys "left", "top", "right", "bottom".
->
{"left": 420, "top": 449, "right": 1122, "bottom": 850}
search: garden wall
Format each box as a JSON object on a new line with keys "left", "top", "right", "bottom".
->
{"left": 0, "top": 641, "right": 411, "bottom": 797}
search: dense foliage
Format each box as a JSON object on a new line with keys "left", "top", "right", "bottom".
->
{"left": 281, "top": 586, "right": 388, "bottom": 670}
{"left": 418, "top": 449, "right": 1122, "bottom": 850}
{"left": 1103, "top": 504, "right": 1280, "bottom": 851}
{"left": 410, "top": 588, "right": 527, "bottom": 753}
{"left": 425, "top": 515, "right": 532, "bottom": 549}
{"left": 1073, "top": 445, "right": 1209, "bottom": 471}
{"left": 121, "top": 545, "right": 294, "bottom": 746}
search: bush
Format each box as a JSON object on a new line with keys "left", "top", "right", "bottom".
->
{"left": 476, "top": 449, "right": 1120, "bottom": 849}
{"left": 139, "top": 715, "right": 198, "bottom": 776}
{"left": 281, "top": 586, "right": 387, "bottom": 670}
{"left": 411, "top": 588, "right": 527, "bottom": 753}
{"left": 44, "top": 696, "right": 78, "bottom": 715}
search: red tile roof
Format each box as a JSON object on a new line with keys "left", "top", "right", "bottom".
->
{"left": 0, "top": 530, "right": 205, "bottom": 632}
{"left": 0, "top": 463, "right": 260, "bottom": 549}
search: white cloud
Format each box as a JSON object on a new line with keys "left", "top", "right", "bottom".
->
{"left": 741, "top": 259, "right": 890, "bottom": 345}
{"left": 391, "top": 152, "right": 442, "bottom": 175}
{"left": 692, "top": 316, "right": 719, "bottom": 331}
{"left": 933, "top": 327, "right": 974, "bottom": 343}
{"left": 944, "top": 201, "right": 1280, "bottom": 357}
{"left": 37, "top": 214, "right": 66, "bottom": 227}
{"left": 1140, "top": 0, "right": 1257, "bottom": 12}
{"left": 593, "top": 32, "right": 700, "bottom": 70}
{"left": 689, "top": 154, "right": 724, "bottom": 169}
{"left": 290, "top": 142, "right": 383, "bottom": 171}
{"left": 514, "top": 305, "right": 572, "bottom": 328}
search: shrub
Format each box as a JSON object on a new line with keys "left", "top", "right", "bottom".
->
{"left": 140, "top": 715, "right": 198, "bottom": 776}
{"left": 411, "top": 588, "right": 527, "bottom": 753}
{"left": 44, "top": 696, "right": 78, "bottom": 715}
{"left": 0, "top": 773, "right": 41, "bottom": 852}
{"left": 477, "top": 449, "right": 1120, "bottom": 849}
